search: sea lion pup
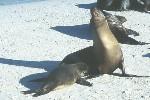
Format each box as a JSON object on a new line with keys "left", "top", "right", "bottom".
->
{"left": 90, "top": 7, "right": 125, "bottom": 74}
{"left": 103, "top": 11, "right": 150, "bottom": 45}
{"left": 22, "top": 63, "right": 92, "bottom": 97}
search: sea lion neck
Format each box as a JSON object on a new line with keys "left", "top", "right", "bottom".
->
{"left": 94, "top": 20, "right": 117, "bottom": 44}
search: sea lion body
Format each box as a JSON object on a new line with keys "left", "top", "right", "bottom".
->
{"left": 90, "top": 7, "right": 125, "bottom": 74}
{"left": 22, "top": 63, "right": 92, "bottom": 97}
{"left": 61, "top": 46, "right": 99, "bottom": 75}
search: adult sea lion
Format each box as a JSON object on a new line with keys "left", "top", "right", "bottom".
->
{"left": 22, "top": 63, "right": 92, "bottom": 97}
{"left": 90, "top": 7, "right": 125, "bottom": 74}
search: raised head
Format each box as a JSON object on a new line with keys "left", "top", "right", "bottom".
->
{"left": 90, "top": 7, "right": 106, "bottom": 23}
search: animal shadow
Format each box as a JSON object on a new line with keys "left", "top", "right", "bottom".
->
{"left": 76, "top": 3, "right": 96, "bottom": 9}
{"left": 142, "top": 53, "right": 150, "bottom": 58}
{"left": 0, "top": 58, "right": 59, "bottom": 71}
{"left": 51, "top": 24, "right": 92, "bottom": 40}
{"left": 0, "top": 0, "right": 46, "bottom": 5}
{"left": 0, "top": 57, "right": 60, "bottom": 90}
{"left": 112, "top": 73, "right": 150, "bottom": 78}
{"left": 20, "top": 72, "right": 49, "bottom": 90}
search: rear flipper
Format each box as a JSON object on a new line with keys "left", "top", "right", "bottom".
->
{"left": 32, "top": 82, "right": 56, "bottom": 97}
{"left": 126, "top": 29, "right": 139, "bottom": 36}
{"left": 21, "top": 89, "right": 49, "bottom": 97}
{"left": 22, "top": 82, "right": 56, "bottom": 97}
{"left": 76, "top": 78, "right": 93, "bottom": 87}
{"left": 32, "top": 88, "right": 50, "bottom": 97}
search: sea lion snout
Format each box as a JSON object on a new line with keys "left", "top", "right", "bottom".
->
{"left": 91, "top": 7, "right": 105, "bottom": 22}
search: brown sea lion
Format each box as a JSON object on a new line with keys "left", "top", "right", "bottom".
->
{"left": 103, "top": 11, "right": 150, "bottom": 45}
{"left": 90, "top": 7, "right": 125, "bottom": 74}
{"left": 22, "top": 63, "right": 92, "bottom": 97}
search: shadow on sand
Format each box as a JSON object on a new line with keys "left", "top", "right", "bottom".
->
{"left": 0, "top": 57, "right": 60, "bottom": 89}
{"left": 142, "top": 53, "right": 150, "bottom": 58}
{"left": 76, "top": 3, "right": 96, "bottom": 9}
{"left": 51, "top": 24, "right": 92, "bottom": 40}
{"left": 0, "top": 0, "right": 46, "bottom": 5}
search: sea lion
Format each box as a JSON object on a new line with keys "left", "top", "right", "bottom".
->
{"left": 90, "top": 7, "right": 125, "bottom": 74}
{"left": 22, "top": 63, "right": 92, "bottom": 97}
{"left": 103, "top": 11, "right": 149, "bottom": 45}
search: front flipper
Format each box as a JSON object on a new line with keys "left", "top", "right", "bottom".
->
{"left": 76, "top": 78, "right": 92, "bottom": 87}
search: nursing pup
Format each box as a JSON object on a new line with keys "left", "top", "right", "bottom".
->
{"left": 22, "top": 63, "right": 92, "bottom": 97}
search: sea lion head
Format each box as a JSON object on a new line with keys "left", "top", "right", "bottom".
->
{"left": 74, "top": 62, "right": 89, "bottom": 75}
{"left": 90, "top": 7, "right": 106, "bottom": 23}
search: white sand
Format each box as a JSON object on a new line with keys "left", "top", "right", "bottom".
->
{"left": 0, "top": 0, "right": 150, "bottom": 100}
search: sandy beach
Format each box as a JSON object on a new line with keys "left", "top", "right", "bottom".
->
{"left": 0, "top": 0, "right": 150, "bottom": 100}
